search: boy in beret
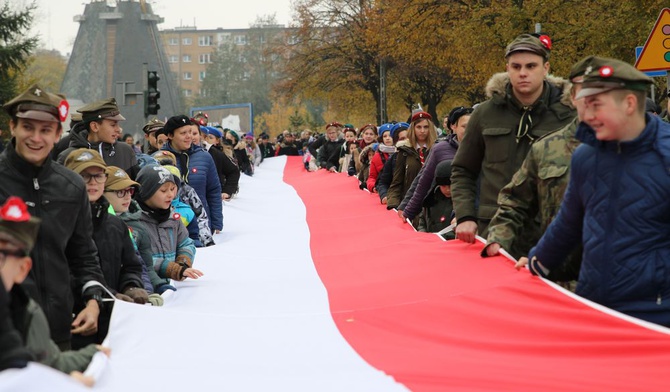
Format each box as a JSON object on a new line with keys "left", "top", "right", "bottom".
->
{"left": 484, "top": 56, "right": 597, "bottom": 287}
{"left": 1, "top": 85, "right": 107, "bottom": 350}
{"left": 57, "top": 98, "right": 139, "bottom": 179}
{"left": 0, "top": 196, "right": 111, "bottom": 376}
{"left": 520, "top": 57, "right": 670, "bottom": 327}
{"left": 451, "top": 33, "right": 576, "bottom": 243}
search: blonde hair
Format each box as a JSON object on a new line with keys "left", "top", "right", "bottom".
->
{"left": 407, "top": 119, "right": 437, "bottom": 149}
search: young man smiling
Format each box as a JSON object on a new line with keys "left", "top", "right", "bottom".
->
{"left": 0, "top": 85, "right": 107, "bottom": 350}
{"left": 521, "top": 57, "right": 670, "bottom": 327}
{"left": 451, "top": 33, "right": 576, "bottom": 243}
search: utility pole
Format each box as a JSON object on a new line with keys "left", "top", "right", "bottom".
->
{"left": 379, "top": 58, "right": 387, "bottom": 125}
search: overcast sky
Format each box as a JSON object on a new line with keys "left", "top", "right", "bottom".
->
{"left": 17, "top": 0, "right": 295, "bottom": 55}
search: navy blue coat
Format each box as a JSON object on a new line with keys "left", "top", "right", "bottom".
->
{"left": 163, "top": 143, "right": 223, "bottom": 232}
{"left": 529, "top": 114, "right": 670, "bottom": 326}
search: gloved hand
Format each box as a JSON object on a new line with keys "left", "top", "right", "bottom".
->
{"left": 115, "top": 292, "right": 134, "bottom": 302}
{"left": 123, "top": 287, "right": 149, "bottom": 304}
{"left": 147, "top": 293, "right": 164, "bottom": 307}
{"left": 155, "top": 284, "right": 176, "bottom": 295}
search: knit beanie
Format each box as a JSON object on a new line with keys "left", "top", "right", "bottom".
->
{"left": 136, "top": 165, "right": 177, "bottom": 202}
{"left": 434, "top": 160, "right": 453, "bottom": 186}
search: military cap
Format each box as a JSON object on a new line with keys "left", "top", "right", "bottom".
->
{"left": 505, "top": 33, "right": 551, "bottom": 60}
{"left": 77, "top": 98, "right": 126, "bottom": 122}
{"left": 63, "top": 148, "right": 107, "bottom": 174}
{"left": 569, "top": 56, "right": 595, "bottom": 83}
{"left": 105, "top": 166, "right": 139, "bottom": 191}
{"left": 70, "top": 112, "right": 83, "bottom": 122}
{"left": 0, "top": 197, "right": 41, "bottom": 254}
{"left": 143, "top": 118, "right": 165, "bottom": 134}
{"left": 2, "top": 84, "right": 69, "bottom": 123}
{"left": 575, "top": 56, "right": 653, "bottom": 99}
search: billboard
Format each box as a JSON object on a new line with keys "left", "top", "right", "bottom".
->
{"left": 190, "top": 103, "right": 254, "bottom": 135}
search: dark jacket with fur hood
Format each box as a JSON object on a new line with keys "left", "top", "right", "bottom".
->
{"left": 451, "top": 72, "right": 576, "bottom": 236}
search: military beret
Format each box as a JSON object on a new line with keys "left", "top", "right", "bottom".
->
{"left": 64, "top": 148, "right": 107, "bottom": 174}
{"left": 77, "top": 98, "right": 125, "bottom": 122}
{"left": 206, "top": 126, "right": 223, "bottom": 139}
{"left": 411, "top": 111, "right": 432, "bottom": 123}
{"left": 575, "top": 56, "right": 653, "bottom": 99}
{"left": 378, "top": 123, "right": 393, "bottom": 135}
{"left": 325, "top": 121, "right": 343, "bottom": 129}
{"left": 505, "top": 33, "right": 551, "bottom": 60}
{"left": 0, "top": 196, "right": 41, "bottom": 254}
{"left": 105, "top": 166, "right": 139, "bottom": 191}
{"left": 2, "top": 84, "right": 69, "bottom": 123}
{"left": 163, "top": 114, "right": 192, "bottom": 135}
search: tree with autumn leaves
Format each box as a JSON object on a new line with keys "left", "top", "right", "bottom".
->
{"left": 276, "top": 0, "right": 669, "bottom": 128}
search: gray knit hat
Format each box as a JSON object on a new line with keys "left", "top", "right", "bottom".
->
{"left": 434, "top": 160, "right": 453, "bottom": 186}
{"left": 135, "top": 165, "right": 176, "bottom": 202}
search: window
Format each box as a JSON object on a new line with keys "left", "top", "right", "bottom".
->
{"left": 199, "top": 71, "right": 206, "bottom": 81}
{"left": 183, "top": 89, "right": 192, "bottom": 97}
{"left": 198, "top": 35, "right": 212, "bottom": 46}
{"left": 199, "top": 53, "right": 211, "bottom": 64}
{"left": 168, "top": 38, "right": 178, "bottom": 45}
{"left": 234, "top": 35, "right": 247, "bottom": 45}
{"left": 183, "top": 72, "right": 192, "bottom": 80}
{"left": 182, "top": 37, "right": 192, "bottom": 45}
{"left": 168, "top": 55, "right": 178, "bottom": 63}
{"left": 182, "top": 54, "right": 191, "bottom": 63}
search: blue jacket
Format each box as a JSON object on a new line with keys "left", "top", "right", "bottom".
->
{"left": 529, "top": 114, "right": 670, "bottom": 326}
{"left": 163, "top": 143, "right": 223, "bottom": 231}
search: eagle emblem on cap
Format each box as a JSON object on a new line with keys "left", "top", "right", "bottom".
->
{"left": 76, "top": 151, "right": 94, "bottom": 161}
{"left": 584, "top": 65, "right": 593, "bottom": 76}
{"left": 114, "top": 169, "right": 126, "bottom": 178}
{"left": 33, "top": 89, "right": 42, "bottom": 97}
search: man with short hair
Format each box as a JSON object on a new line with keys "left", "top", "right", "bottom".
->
{"left": 58, "top": 98, "right": 139, "bottom": 178}
{"left": 451, "top": 33, "right": 575, "bottom": 243}
{"left": 0, "top": 85, "right": 107, "bottom": 350}
{"left": 275, "top": 132, "right": 300, "bottom": 156}
{"left": 484, "top": 56, "right": 596, "bottom": 285}
{"left": 522, "top": 57, "right": 670, "bottom": 327}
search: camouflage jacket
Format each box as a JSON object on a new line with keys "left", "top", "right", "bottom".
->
{"left": 486, "top": 117, "right": 582, "bottom": 280}
{"left": 451, "top": 73, "right": 576, "bottom": 237}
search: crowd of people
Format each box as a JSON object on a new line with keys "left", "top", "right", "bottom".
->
{"left": 1, "top": 32, "right": 670, "bottom": 385}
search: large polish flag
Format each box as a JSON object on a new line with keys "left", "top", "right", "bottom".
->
{"left": 2, "top": 156, "right": 670, "bottom": 391}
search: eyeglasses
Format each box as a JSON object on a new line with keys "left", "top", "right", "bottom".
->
{"left": 107, "top": 188, "right": 135, "bottom": 198}
{"left": 81, "top": 172, "right": 108, "bottom": 184}
{"left": 0, "top": 248, "right": 28, "bottom": 267}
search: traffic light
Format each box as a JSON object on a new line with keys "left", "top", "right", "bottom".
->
{"left": 146, "top": 70, "right": 160, "bottom": 116}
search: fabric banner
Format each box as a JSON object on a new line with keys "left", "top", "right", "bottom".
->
{"left": 2, "top": 156, "right": 669, "bottom": 391}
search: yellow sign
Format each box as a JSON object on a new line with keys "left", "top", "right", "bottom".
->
{"left": 635, "top": 8, "right": 670, "bottom": 72}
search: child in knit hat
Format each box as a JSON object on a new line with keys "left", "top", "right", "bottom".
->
{"left": 135, "top": 165, "right": 202, "bottom": 292}
{"left": 423, "top": 160, "right": 455, "bottom": 239}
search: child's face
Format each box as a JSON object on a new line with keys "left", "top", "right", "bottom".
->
{"left": 382, "top": 131, "right": 393, "bottom": 146}
{"left": 82, "top": 167, "right": 106, "bottom": 203}
{"left": 344, "top": 131, "right": 356, "bottom": 143}
{"left": 104, "top": 188, "right": 134, "bottom": 213}
{"left": 361, "top": 129, "right": 377, "bottom": 144}
{"left": 205, "top": 134, "right": 219, "bottom": 146}
{"left": 439, "top": 185, "right": 452, "bottom": 198}
{"left": 583, "top": 92, "right": 629, "bottom": 141}
{"left": 0, "top": 243, "right": 31, "bottom": 291}
{"left": 326, "top": 127, "right": 339, "bottom": 141}
{"left": 145, "top": 182, "right": 177, "bottom": 210}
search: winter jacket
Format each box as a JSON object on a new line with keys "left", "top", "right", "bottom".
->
{"left": 423, "top": 187, "right": 454, "bottom": 236}
{"left": 251, "top": 144, "right": 262, "bottom": 166}
{"left": 0, "top": 284, "right": 32, "bottom": 371}
{"left": 275, "top": 142, "right": 300, "bottom": 156}
{"left": 172, "top": 197, "right": 201, "bottom": 247}
{"left": 119, "top": 200, "right": 164, "bottom": 290}
{"left": 163, "top": 142, "right": 223, "bottom": 232}
{"left": 9, "top": 285, "right": 98, "bottom": 373}
{"left": 178, "top": 182, "right": 215, "bottom": 247}
{"left": 138, "top": 203, "right": 197, "bottom": 286}
{"left": 233, "top": 140, "right": 253, "bottom": 176}
{"left": 487, "top": 118, "right": 581, "bottom": 282}
{"left": 387, "top": 140, "right": 428, "bottom": 209}
{"left": 376, "top": 153, "right": 397, "bottom": 202}
{"left": 309, "top": 136, "right": 345, "bottom": 171}
{"left": 210, "top": 145, "right": 240, "bottom": 197}
{"left": 402, "top": 134, "right": 459, "bottom": 220}
{"left": 367, "top": 149, "right": 390, "bottom": 192}
{"left": 90, "top": 197, "right": 144, "bottom": 295}
{"left": 451, "top": 73, "right": 576, "bottom": 237}
{"left": 57, "top": 123, "right": 139, "bottom": 178}
{"left": 528, "top": 114, "right": 670, "bottom": 326}
{"left": 259, "top": 143, "right": 275, "bottom": 159}
{"left": 0, "top": 142, "right": 106, "bottom": 345}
